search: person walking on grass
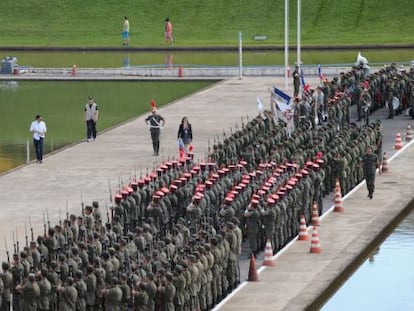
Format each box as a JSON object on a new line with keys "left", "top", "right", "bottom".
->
{"left": 122, "top": 16, "right": 130, "bottom": 46}
{"left": 84, "top": 96, "right": 99, "bottom": 142}
{"left": 29, "top": 114, "right": 47, "bottom": 163}
{"left": 164, "top": 18, "right": 174, "bottom": 45}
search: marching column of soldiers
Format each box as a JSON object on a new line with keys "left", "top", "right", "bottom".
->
{"left": 1, "top": 64, "right": 403, "bottom": 311}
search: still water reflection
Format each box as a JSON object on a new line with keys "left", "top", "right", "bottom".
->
{"left": 322, "top": 209, "right": 414, "bottom": 311}
{"left": 2, "top": 49, "right": 413, "bottom": 68}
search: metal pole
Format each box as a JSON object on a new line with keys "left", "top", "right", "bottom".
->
{"left": 297, "top": 0, "right": 301, "bottom": 69}
{"left": 284, "top": 0, "right": 289, "bottom": 91}
{"left": 26, "top": 139, "right": 30, "bottom": 163}
{"left": 238, "top": 31, "right": 243, "bottom": 80}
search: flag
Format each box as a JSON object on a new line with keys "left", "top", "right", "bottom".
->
{"left": 256, "top": 96, "right": 264, "bottom": 112}
{"left": 270, "top": 87, "right": 292, "bottom": 120}
{"left": 300, "top": 69, "right": 306, "bottom": 87}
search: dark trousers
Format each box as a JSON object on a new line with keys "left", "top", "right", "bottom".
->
{"left": 33, "top": 137, "right": 44, "bottom": 161}
{"left": 86, "top": 119, "right": 97, "bottom": 139}
{"left": 366, "top": 174, "right": 376, "bottom": 196}
{"left": 150, "top": 129, "right": 160, "bottom": 154}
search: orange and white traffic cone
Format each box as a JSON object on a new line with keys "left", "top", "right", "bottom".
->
{"left": 335, "top": 178, "right": 342, "bottom": 197}
{"left": 405, "top": 124, "right": 412, "bottom": 141}
{"left": 178, "top": 65, "right": 184, "bottom": 77}
{"left": 71, "top": 64, "right": 77, "bottom": 76}
{"left": 262, "top": 239, "right": 276, "bottom": 266}
{"left": 309, "top": 226, "right": 322, "bottom": 253}
{"left": 394, "top": 132, "right": 403, "bottom": 150}
{"left": 333, "top": 188, "right": 344, "bottom": 212}
{"left": 381, "top": 152, "right": 389, "bottom": 173}
{"left": 298, "top": 215, "right": 309, "bottom": 241}
{"left": 247, "top": 253, "right": 259, "bottom": 281}
{"left": 311, "top": 203, "right": 320, "bottom": 226}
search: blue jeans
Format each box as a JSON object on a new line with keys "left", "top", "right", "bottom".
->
{"left": 33, "top": 137, "right": 44, "bottom": 161}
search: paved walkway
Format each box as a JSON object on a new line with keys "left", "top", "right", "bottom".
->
{"left": 0, "top": 77, "right": 295, "bottom": 254}
{"left": 216, "top": 140, "right": 414, "bottom": 310}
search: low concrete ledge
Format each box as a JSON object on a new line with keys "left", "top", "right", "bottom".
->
{"left": 217, "top": 141, "right": 414, "bottom": 311}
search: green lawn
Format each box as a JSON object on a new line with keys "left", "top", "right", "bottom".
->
{"left": 0, "top": 80, "right": 215, "bottom": 173}
{"left": 1, "top": 0, "right": 413, "bottom": 46}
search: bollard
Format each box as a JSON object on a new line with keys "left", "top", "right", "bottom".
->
{"left": 26, "top": 139, "right": 30, "bottom": 163}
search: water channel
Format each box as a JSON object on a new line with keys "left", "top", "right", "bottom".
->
{"left": 2, "top": 49, "right": 413, "bottom": 68}
{"left": 322, "top": 208, "right": 414, "bottom": 311}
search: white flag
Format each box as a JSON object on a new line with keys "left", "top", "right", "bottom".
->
{"left": 256, "top": 96, "right": 264, "bottom": 112}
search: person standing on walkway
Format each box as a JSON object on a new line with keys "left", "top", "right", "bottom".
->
{"left": 177, "top": 116, "right": 193, "bottom": 153}
{"left": 360, "top": 146, "right": 379, "bottom": 199}
{"left": 122, "top": 16, "right": 130, "bottom": 46}
{"left": 29, "top": 114, "right": 47, "bottom": 163}
{"left": 84, "top": 96, "right": 99, "bottom": 142}
{"left": 164, "top": 18, "right": 174, "bottom": 45}
{"left": 145, "top": 107, "right": 165, "bottom": 156}
{"left": 293, "top": 65, "right": 301, "bottom": 98}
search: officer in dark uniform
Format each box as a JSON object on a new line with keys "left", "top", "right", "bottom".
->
{"left": 360, "top": 146, "right": 379, "bottom": 199}
{"left": 145, "top": 107, "right": 165, "bottom": 156}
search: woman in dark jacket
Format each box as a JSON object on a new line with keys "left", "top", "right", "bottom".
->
{"left": 177, "top": 116, "right": 193, "bottom": 151}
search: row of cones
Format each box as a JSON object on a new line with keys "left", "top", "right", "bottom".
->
{"left": 248, "top": 154, "right": 399, "bottom": 281}
{"left": 248, "top": 180, "right": 345, "bottom": 281}
{"left": 248, "top": 224, "right": 323, "bottom": 281}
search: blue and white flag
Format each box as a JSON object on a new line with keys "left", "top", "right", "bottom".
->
{"left": 270, "top": 87, "right": 292, "bottom": 119}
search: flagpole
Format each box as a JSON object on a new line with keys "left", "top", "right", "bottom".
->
{"left": 297, "top": 0, "right": 301, "bottom": 69}
{"left": 284, "top": 0, "right": 289, "bottom": 91}
{"left": 238, "top": 31, "right": 243, "bottom": 80}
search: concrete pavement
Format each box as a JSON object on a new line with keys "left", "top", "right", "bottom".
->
{"left": 0, "top": 77, "right": 291, "bottom": 254}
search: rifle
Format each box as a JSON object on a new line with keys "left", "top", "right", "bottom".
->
{"left": 43, "top": 211, "right": 47, "bottom": 236}
{"left": 29, "top": 216, "right": 34, "bottom": 242}
{"left": 108, "top": 179, "right": 113, "bottom": 205}
{"left": 4, "top": 238, "right": 9, "bottom": 264}
{"left": 66, "top": 200, "right": 69, "bottom": 221}
{"left": 59, "top": 208, "right": 62, "bottom": 227}
{"left": 12, "top": 231, "right": 16, "bottom": 254}
{"left": 46, "top": 209, "right": 50, "bottom": 231}
{"left": 16, "top": 228, "right": 19, "bottom": 253}
{"left": 105, "top": 201, "right": 110, "bottom": 223}
{"left": 81, "top": 192, "right": 85, "bottom": 216}
{"left": 25, "top": 221, "right": 28, "bottom": 247}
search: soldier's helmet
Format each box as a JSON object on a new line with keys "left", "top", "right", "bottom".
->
{"left": 1, "top": 262, "right": 9, "bottom": 270}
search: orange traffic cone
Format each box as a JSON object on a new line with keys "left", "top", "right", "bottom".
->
{"left": 309, "top": 226, "right": 322, "bottom": 253}
{"left": 298, "top": 215, "right": 309, "bottom": 241}
{"left": 405, "top": 125, "right": 412, "bottom": 141}
{"left": 262, "top": 240, "right": 275, "bottom": 266}
{"left": 394, "top": 132, "right": 403, "bottom": 150}
{"left": 247, "top": 253, "right": 259, "bottom": 281}
{"left": 333, "top": 188, "right": 344, "bottom": 212}
{"left": 335, "top": 178, "right": 342, "bottom": 196}
{"left": 178, "top": 65, "right": 183, "bottom": 77}
{"left": 71, "top": 64, "right": 77, "bottom": 76}
{"left": 381, "top": 152, "right": 389, "bottom": 173}
{"left": 311, "top": 203, "right": 320, "bottom": 226}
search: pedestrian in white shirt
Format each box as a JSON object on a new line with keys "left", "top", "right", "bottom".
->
{"left": 29, "top": 114, "right": 47, "bottom": 163}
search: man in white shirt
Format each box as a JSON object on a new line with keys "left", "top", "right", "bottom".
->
{"left": 29, "top": 115, "right": 47, "bottom": 163}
